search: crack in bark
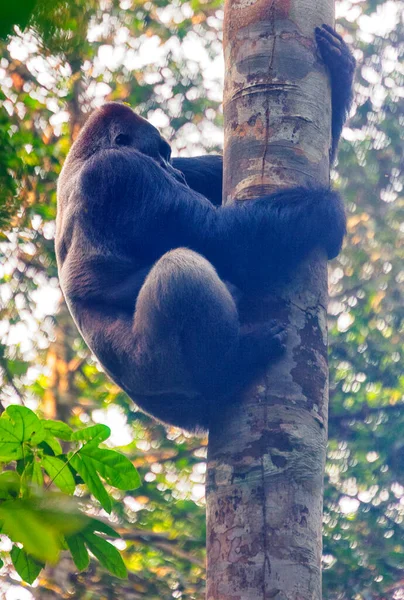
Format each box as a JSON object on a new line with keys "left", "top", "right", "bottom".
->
{"left": 261, "top": 7, "right": 275, "bottom": 183}
{"left": 288, "top": 298, "right": 328, "bottom": 314}
{"left": 262, "top": 96, "right": 271, "bottom": 182}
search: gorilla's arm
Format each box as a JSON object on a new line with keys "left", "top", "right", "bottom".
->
{"left": 214, "top": 187, "right": 346, "bottom": 292}
{"left": 77, "top": 148, "right": 216, "bottom": 258}
{"left": 315, "top": 24, "right": 356, "bottom": 162}
{"left": 172, "top": 155, "right": 223, "bottom": 206}
{"left": 70, "top": 147, "right": 344, "bottom": 300}
{"left": 171, "top": 26, "right": 355, "bottom": 205}
{"left": 59, "top": 148, "right": 216, "bottom": 307}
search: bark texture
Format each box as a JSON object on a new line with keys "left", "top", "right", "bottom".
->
{"left": 206, "top": 1, "right": 334, "bottom": 599}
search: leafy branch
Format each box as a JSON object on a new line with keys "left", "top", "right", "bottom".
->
{"left": 0, "top": 404, "right": 141, "bottom": 584}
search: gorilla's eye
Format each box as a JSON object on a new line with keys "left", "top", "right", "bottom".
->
{"left": 115, "top": 133, "right": 132, "bottom": 146}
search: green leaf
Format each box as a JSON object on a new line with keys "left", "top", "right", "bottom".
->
{"left": 0, "top": 557, "right": 3, "bottom": 569}
{"left": 21, "top": 459, "right": 44, "bottom": 493}
{"left": 41, "top": 456, "right": 76, "bottom": 494}
{"left": 42, "top": 420, "right": 73, "bottom": 441}
{"left": 0, "top": 419, "right": 24, "bottom": 460}
{"left": 42, "top": 432, "right": 63, "bottom": 456}
{"left": 80, "top": 447, "right": 140, "bottom": 490}
{"left": 65, "top": 534, "right": 90, "bottom": 571}
{"left": 0, "top": 406, "right": 46, "bottom": 460}
{"left": 31, "top": 497, "right": 88, "bottom": 535}
{"left": 10, "top": 546, "right": 43, "bottom": 585}
{"left": 16, "top": 457, "right": 32, "bottom": 476}
{"left": 83, "top": 532, "right": 127, "bottom": 579}
{"left": 5, "top": 405, "right": 45, "bottom": 445}
{"left": 86, "top": 518, "right": 120, "bottom": 538}
{"left": 0, "top": 500, "right": 61, "bottom": 562}
{"left": 31, "top": 461, "right": 44, "bottom": 487}
{"left": 68, "top": 452, "right": 112, "bottom": 513}
{"left": 71, "top": 424, "right": 110, "bottom": 446}
{"left": 7, "top": 360, "right": 30, "bottom": 377}
{"left": 0, "top": 471, "right": 20, "bottom": 499}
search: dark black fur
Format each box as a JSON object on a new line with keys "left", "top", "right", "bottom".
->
{"left": 56, "top": 26, "right": 354, "bottom": 433}
{"left": 316, "top": 24, "right": 356, "bottom": 162}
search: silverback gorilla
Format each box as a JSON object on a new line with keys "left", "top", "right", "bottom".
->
{"left": 56, "top": 25, "right": 355, "bottom": 433}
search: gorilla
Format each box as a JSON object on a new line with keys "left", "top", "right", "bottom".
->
{"left": 56, "top": 25, "right": 355, "bottom": 432}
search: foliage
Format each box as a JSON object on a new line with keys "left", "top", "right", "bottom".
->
{"left": 0, "top": 404, "right": 139, "bottom": 583}
{"left": 0, "top": 1, "right": 37, "bottom": 40}
{"left": 0, "top": 0, "right": 402, "bottom": 598}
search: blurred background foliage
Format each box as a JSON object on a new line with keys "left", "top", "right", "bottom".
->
{"left": 0, "top": 0, "right": 403, "bottom": 598}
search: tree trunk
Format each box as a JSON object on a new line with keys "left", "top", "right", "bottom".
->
{"left": 206, "top": 1, "right": 334, "bottom": 599}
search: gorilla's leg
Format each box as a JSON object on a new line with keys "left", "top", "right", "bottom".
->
{"left": 133, "top": 247, "right": 239, "bottom": 392}
{"left": 132, "top": 248, "right": 285, "bottom": 431}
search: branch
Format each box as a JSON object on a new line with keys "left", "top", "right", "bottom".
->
{"left": 118, "top": 528, "right": 205, "bottom": 568}
{"left": 329, "top": 402, "right": 404, "bottom": 425}
{"left": 117, "top": 526, "right": 200, "bottom": 544}
{"left": 130, "top": 443, "right": 206, "bottom": 465}
{"left": 154, "top": 542, "right": 205, "bottom": 568}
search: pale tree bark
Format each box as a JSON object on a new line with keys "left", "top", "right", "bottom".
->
{"left": 206, "top": 1, "right": 334, "bottom": 599}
